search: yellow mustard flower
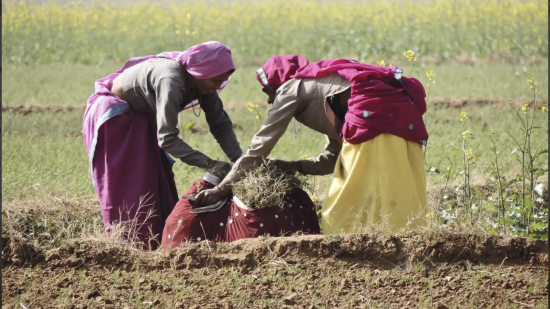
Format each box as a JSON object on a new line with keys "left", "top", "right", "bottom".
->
{"left": 457, "top": 111, "right": 467, "bottom": 122}
{"left": 301, "top": 154, "right": 309, "bottom": 159}
{"left": 404, "top": 50, "right": 415, "bottom": 62}
{"left": 426, "top": 70, "right": 435, "bottom": 80}
{"left": 462, "top": 130, "right": 472, "bottom": 138}
{"left": 465, "top": 149, "right": 474, "bottom": 159}
{"left": 247, "top": 103, "right": 259, "bottom": 112}
{"left": 521, "top": 104, "right": 529, "bottom": 112}
{"left": 541, "top": 106, "right": 548, "bottom": 112}
{"left": 376, "top": 60, "right": 386, "bottom": 67}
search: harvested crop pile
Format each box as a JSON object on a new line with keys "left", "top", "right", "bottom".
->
{"left": 231, "top": 163, "right": 308, "bottom": 210}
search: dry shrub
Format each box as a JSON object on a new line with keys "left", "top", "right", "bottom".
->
{"left": 232, "top": 163, "right": 307, "bottom": 210}
{"left": 1, "top": 193, "right": 163, "bottom": 253}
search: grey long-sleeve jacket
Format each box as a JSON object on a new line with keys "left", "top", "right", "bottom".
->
{"left": 223, "top": 73, "right": 351, "bottom": 184}
{"left": 119, "top": 58, "right": 242, "bottom": 167}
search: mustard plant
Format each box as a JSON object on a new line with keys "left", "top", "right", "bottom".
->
{"left": 504, "top": 75, "right": 548, "bottom": 237}
{"left": 487, "top": 132, "right": 506, "bottom": 232}
{"left": 247, "top": 103, "right": 263, "bottom": 122}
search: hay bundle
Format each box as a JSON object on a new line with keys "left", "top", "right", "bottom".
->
{"left": 231, "top": 163, "right": 305, "bottom": 210}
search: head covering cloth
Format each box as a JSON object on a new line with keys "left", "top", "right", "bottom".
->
{"left": 255, "top": 56, "right": 428, "bottom": 145}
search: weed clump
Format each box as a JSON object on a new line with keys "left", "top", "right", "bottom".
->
{"left": 232, "top": 163, "right": 306, "bottom": 210}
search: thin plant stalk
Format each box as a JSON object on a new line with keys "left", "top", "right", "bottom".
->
{"left": 489, "top": 134, "right": 505, "bottom": 232}
{"left": 438, "top": 156, "right": 456, "bottom": 211}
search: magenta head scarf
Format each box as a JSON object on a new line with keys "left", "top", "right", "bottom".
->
{"left": 255, "top": 55, "right": 310, "bottom": 91}
{"left": 158, "top": 41, "right": 235, "bottom": 80}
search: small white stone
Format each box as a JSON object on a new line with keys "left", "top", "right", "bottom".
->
{"left": 235, "top": 213, "right": 239, "bottom": 216}
{"left": 229, "top": 219, "right": 233, "bottom": 224}
{"left": 302, "top": 221, "right": 304, "bottom": 225}
{"left": 243, "top": 213, "right": 247, "bottom": 217}
{"left": 220, "top": 222, "right": 224, "bottom": 226}
{"left": 275, "top": 215, "right": 278, "bottom": 218}
{"left": 289, "top": 204, "right": 293, "bottom": 208}
{"left": 260, "top": 223, "right": 264, "bottom": 227}
{"left": 197, "top": 237, "right": 201, "bottom": 241}
{"left": 300, "top": 206, "right": 303, "bottom": 209}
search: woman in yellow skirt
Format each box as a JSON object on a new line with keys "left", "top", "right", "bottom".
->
{"left": 195, "top": 56, "right": 428, "bottom": 234}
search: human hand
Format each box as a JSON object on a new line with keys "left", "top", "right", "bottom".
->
{"left": 194, "top": 186, "right": 228, "bottom": 206}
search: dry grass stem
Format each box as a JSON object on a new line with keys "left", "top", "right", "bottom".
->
{"left": 232, "top": 163, "right": 306, "bottom": 210}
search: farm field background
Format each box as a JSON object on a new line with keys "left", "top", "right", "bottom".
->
{"left": 2, "top": 0, "right": 548, "bottom": 308}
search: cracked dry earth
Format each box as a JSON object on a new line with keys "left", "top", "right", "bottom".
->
{"left": 2, "top": 233, "right": 548, "bottom": 309}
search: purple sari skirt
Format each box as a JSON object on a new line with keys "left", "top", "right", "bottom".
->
{"left": 83, "top": 93, "right": 178, "bottom": 250}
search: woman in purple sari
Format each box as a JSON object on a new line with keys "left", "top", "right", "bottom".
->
{"left": 82, "top": 41, "right": 242, "bottom": 249}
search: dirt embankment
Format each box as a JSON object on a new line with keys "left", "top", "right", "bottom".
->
{"left": 3, "top": 98, "right": 547, "bottom": 115}
{"left": 2, "top": 233, "right": 548, "bottom": 308}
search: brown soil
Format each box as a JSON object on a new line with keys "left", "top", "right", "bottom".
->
{"left": 2, "top": 104, "right": 85, "bottom": 115}
{"left": 429, "top": 97, "right": 547, "bottom": 110}
{"left": 3, "top": 98, "right": 547, "bottom": 115}
{"left": 2, "top": 233, "right": 548, "bottom": 308}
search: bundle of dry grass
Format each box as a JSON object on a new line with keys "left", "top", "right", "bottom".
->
{"left": 231, "top": 163, "right": 307, "bottom": 210}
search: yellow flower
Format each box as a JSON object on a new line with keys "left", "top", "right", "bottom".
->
{"left": 521, "top": 104, "right": 529, "bottom": 112}
{"left": 527, "top": 75, "right": 534, "bottom": 83}
{"left": 311, "top": 196, "right": 318, "bottom": 203}
{"left": 457, "top": 111, "right": 467, "bottom": 122}
{"left": 247, "top": 103, "right": 258, "bottom": 112}
{"left": 404, "top": 50, "right": 415, "bottom": 62}
{"left": 462, "top": 130, "right": 472, "bottom": 138}
{"left": 301, "top": 154, "right": 309, "bottom": 159}
{"left": 541, "top": 106, "right": 548, "bottom": 112}
{"left": 187, "top": 13, "right": 192, "bottom": 21}
{"left": 426, "top": 70, "right": 434, "bottom": 79}
{"left": 377, "top": 60, "right": 386, "bottom": 67}
{"left": 465, "top": 149, "right": 474, "bottom": 159}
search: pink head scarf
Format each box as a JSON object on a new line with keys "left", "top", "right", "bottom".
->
{"left": 158, "top": 41, "right": 235, "bottom": 80}
{"left": 291, "top": 58, "right": 428, "bottom": 145}
{"left": 255, "top": 55, "right": 309, "bottom": 91}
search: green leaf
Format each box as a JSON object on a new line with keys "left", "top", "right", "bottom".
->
{"left": 530, "top": 221, "right": 545, "bottom": 230}
{"left": 524, "top": 196, "right": 532, "bottom": 208}
{"left": 183, "top": 121, "right": 196, "bottom": 131}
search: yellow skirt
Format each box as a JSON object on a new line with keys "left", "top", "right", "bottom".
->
{"left": 321, "top": 133, "right": 427, "bottom": 234}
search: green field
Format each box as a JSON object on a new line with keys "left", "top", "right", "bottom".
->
{"left": 1, "top": 0, "right": 549, "bottom": 243}
{"left": 2, "top": 60, "right": 548, "bottom": 200}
